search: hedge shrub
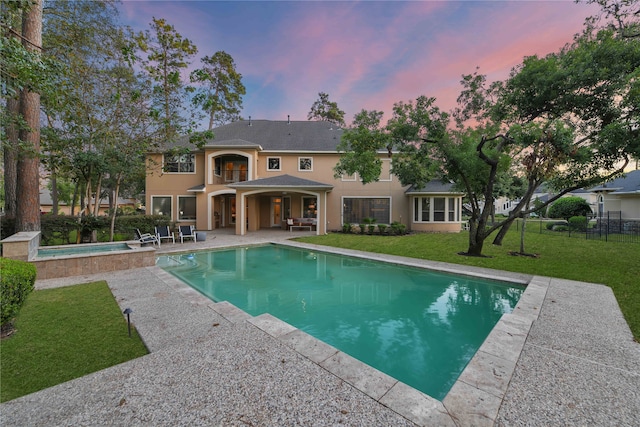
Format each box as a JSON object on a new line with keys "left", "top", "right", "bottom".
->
{"left": 40, "top": 215, "right": 81, "bottom": 245}
{"left": 390, "top": 221, "right": 407, "bottom": 235}
{"left": 1, "top": 258, "right": 37, "bottom": 326}
{"left": 568, "top": 216, "right": 588, "bottom": 231}
{"left": 548, "top": 197, "right": 592, "bottom": 221}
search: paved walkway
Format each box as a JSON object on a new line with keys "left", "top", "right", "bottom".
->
{"left": 1, "top": 229, "right": 638, "bottom": 426}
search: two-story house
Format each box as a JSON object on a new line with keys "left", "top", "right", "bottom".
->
{"left": 145, "top": 119, "right": 464, "bottom": 235}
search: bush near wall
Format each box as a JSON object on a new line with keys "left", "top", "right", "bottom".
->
{"left": 115, "top": 215, "right": 172, "bottom": 237}
{"left": 40, "top": 215, "right": 82, "bottom": 245}
{"left": 1, "top": 258, "right": 37, "bottom": 327}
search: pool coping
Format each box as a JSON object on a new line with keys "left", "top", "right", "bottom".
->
{"left": 155, "top": 240, "right": 544, "bottom": 426}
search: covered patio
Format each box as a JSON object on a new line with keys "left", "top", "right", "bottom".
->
{"left": 227, "top": 174, "right": 333, "bottom": 236}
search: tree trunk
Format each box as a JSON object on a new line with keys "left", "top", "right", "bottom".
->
{"left": 15, "top": 0, "right": 43, "bottom": 232}
{"left": 71, "top": 181, "right": 79, "bottom": 216}
{"left": 465, "top": 230, "right": 484, "bottom": 256}
{"left": 84, "top": 175, "right": 92, "bottom": 216}
{"left": 465, "top": 217, "right": 487, "bottom": 256}
{"left": 492, "top": 216, "right": 516, "bottom": 245}
{"left": 93, "top": 175, "right": 102, "bottom": 217}
{"left": 109, "top": 175, "right": 122, "bottom": 242}
{"left": 3, "top": 97, "right": 19, "bottom": 218}
{"left": 51, "top": 172, "right": 59, "bottom": 215}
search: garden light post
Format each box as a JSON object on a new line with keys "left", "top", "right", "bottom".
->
{"left": 123, "top": 308, "right": 133, "bottom": 337}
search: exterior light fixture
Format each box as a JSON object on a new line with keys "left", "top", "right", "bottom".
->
{"left": 123, "top": 308, "right": 133, "bottom": 337}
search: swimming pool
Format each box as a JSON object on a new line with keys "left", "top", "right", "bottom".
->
{"left": 157, "top": 244, "right": 525, "bottom": 400}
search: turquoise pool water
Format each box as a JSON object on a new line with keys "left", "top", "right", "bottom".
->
{"left": 157, "top": 244, "right": 524, "bottom": 400}
{"left": 37, "top": 242, "right": 131, "bottom": 258}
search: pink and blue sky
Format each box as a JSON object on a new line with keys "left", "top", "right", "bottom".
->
{"left": 118, "top": 0, "right": 600, "bottom": 127}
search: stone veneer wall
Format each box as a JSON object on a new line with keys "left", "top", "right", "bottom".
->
{"left": 1, "top": 232, "right": 157, "bottom": 280}
{"left": 32, "top": 246, "right": 156, "bottom": 280}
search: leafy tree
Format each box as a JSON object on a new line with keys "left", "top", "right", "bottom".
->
{"left": 41, "top": 0, "right": 120, "bottom": 218}
{"left": 334, "top": 0, "right": 639, "bottom": 257}
{"left": 333, "top": 109, "right": 389, "bottom": 184}
{"left": 41, "top": 2, "right": 159, "bottom": 242}
{"left": 136, "top": 17, "right": 198, "bottom": 142}
{"left": 548, "top": 197, "right": 592, "bottom": 221}
{"left": 531, "top": 197, "right": 547, "bottom": 218}
{"left": 308, "top": 92, "right": 346, "bottom": 127}
{"left": 98, "top": 28, "right": 159, "bottom": 240}
{"left": 488, "top": 3, "right": 640, "bottom": 246}
{"left": 190, "top": 51, "right": 246, "bottom": 129}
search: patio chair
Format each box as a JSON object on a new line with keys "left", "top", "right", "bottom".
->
{"left": 179, "top": 225, "right": 196, "bottom": 243}
{"left": 136, "top": 229, "right": 159, "bottom": 246}
{"left": 155, "top": 225, "right": 175, "bottom": 245}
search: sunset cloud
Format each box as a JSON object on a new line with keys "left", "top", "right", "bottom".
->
{"left": 117, "top": 0, "right": 600, "bottom": 127}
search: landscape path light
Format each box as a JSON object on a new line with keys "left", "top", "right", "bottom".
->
{"left": 123, "top": 308, "right": 133, "bottom": 337}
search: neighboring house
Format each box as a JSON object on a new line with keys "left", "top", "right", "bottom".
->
{"left": 589, "top": 169, "right": 640, "bottom": 221}
{"left": 145, "top": 119, "right": 465, "bottom": 235}
{"left": 495, "top": 184, "right": 553, "bottom": 216}
{"left": 40, "top": 189, "right": 138, "bottom": 216}
{"left": 495, "top": 169, "right": 640, "bottom": 220}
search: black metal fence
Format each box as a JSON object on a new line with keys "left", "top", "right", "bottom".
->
{"left": 514, "top": 211, "right": 640, "bottom": 244}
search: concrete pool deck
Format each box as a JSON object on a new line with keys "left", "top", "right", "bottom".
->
{"left": 1, "top": 229, "right": 639, "bottom": 426}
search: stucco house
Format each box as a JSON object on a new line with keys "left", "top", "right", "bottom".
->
{"left": 145, "top": 119, "right": 465, "bottom": 235}
{"left": 589, "top": 169, "right": 640, "bottom": 221}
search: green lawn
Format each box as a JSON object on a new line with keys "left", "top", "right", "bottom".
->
{"left": 296, "top": 228, "right": 640, "bottom": 341}
{"left": 0, "top": 281, "right": 149, "bottom": 402}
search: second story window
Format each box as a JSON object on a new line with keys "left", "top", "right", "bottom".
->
{"left": 164, "top": 153, "right": 195, "bottom": 173}
{"left": 299, "top": 157, "right": 313, "bottom": 171}
{"left": 267, "top": 157, "right": 281, "bottom": 171}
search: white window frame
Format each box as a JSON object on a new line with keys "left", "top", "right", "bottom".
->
{"left": 298, "top": 156, "right": 313, "bottom": 171}
{"left": 267, "top": 157, "right": 281, "bottom": 171}
{"left": 214, "top": 157, "right": 222, "bottom": 177}
{"left": 414, "top": 197, "right": 430, "bottom": 222}
{"left": 163, "top": 153, "right": 196, "bottom": 174}
{"left": 379, "top": 158, "right": 393, "bottom": 182}
{"left": 341, "top": 172, "right": 358, "bottom": 182}
{"left": 413, "top": 195, "right": 461, "bottom": 223}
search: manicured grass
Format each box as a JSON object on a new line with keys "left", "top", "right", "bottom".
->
{"left": 296, "top": 228, "right": 640, "bottom": 341}
{"left": 0, "top": 281, "right": 149, "bottom": 402}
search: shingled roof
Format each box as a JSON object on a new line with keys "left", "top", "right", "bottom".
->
{"left": 162, "top": 120, "right": 344, "bottom": 152}
{"left": 405, "top": 180, "right": 463, "bottom": 194}
{"left": 589, "top": 170, "right": 640, "bottom": 195}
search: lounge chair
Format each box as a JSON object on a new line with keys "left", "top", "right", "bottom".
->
{"left": 179, "top": 225, "right": 196, "bottom": 243}
{"left": 136, "top": 229, "right": 159, "bottom": 246}
{"left": 155, "top": 225, "right": 175, "bottom": 244}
